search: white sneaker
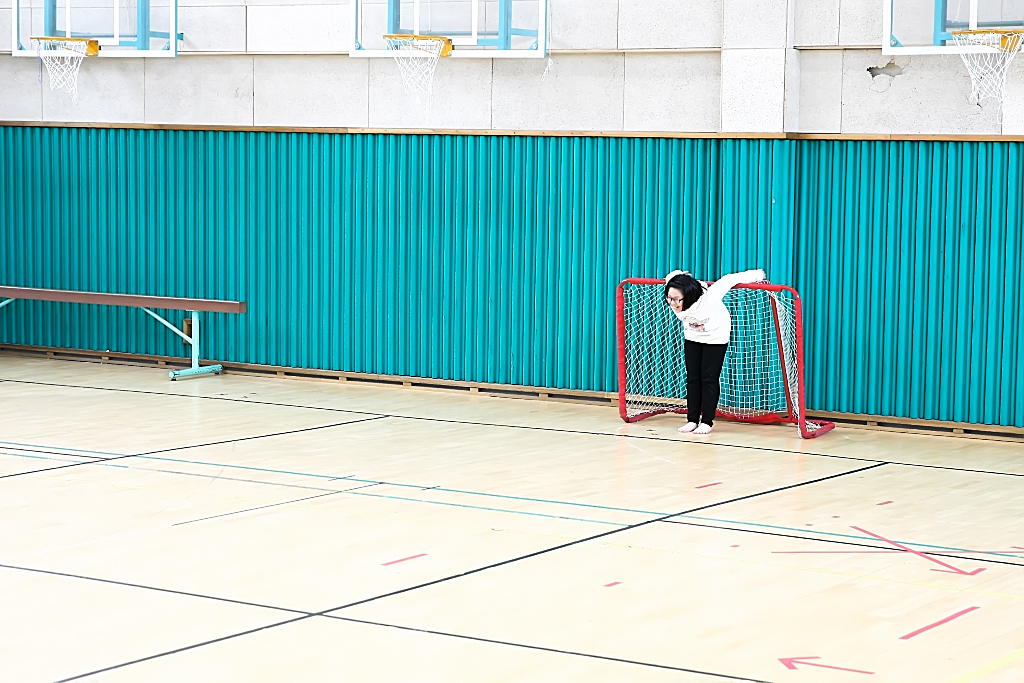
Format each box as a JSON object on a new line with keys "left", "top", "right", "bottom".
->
{"left": 694, "top": 423, "right": 713, "bottom": 434}
{"left": 678, "top": 422, "right": 698, "bottom": 433}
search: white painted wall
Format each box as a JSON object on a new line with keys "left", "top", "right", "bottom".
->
{"left": 2, "top": 0, "right": 1023, "bottom": 135}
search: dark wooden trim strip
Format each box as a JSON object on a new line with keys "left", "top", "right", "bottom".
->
{"left": 3, "top": 121, "right": 1024, "bottom": 142}
{"left": 0, "top": 287, "right": 246, "bottom": 314}
{"left": 804, "top": 409, "right": 1024, "bottom": 438}
{"left": 0, "top": 344, "right": 1019, "bottom": 441}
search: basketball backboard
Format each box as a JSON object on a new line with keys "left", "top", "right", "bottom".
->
{"left": 351, "top": 0, "right": 548, "bottom": 58}
{"left": 10, "top": 0, "right": 182, "bottom": 57}
{"left": 884, "top": 0, "right": 1024, "bottom": 54}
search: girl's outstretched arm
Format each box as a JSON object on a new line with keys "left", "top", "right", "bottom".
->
{"left": 705, "top": 269, "right": 766, "bottom": 300}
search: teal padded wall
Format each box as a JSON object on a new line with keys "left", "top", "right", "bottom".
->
{"left": 0, "top": 126, "right": 1020, "bottom": 427}
{"left": 795, "top": 140, "right": 1022, "bottom": 428}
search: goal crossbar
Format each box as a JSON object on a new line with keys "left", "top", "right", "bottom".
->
{"left": 616, "top": 278, "right": 834, "bottom": 439}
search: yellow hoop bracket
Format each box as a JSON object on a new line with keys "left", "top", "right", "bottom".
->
{"left": 950, "top": 29, "right": 1024, "bottom": 52}
{"left": 383, "top": 34, "right": 453, "bottom": 57}
{"left": 31, "top": 36, "right": 101, "bottom": 56}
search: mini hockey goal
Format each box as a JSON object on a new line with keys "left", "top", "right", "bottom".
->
{"left": 616, "top": 278, "right": 834, "bottom": 439}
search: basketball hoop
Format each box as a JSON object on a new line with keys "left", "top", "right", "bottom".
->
{"left": 33, "top": 36, "right": 100, "bottom": 101}
{"left": 950, "top": 29, "right": 1024, "bottom": 115}
{"left": 383, "top": 34, "right": 453, "bottom": 103}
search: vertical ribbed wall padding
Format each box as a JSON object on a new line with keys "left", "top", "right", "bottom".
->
{"left": 795, "top": 140, "right": 1022, "bottom": 428}
{"left": 0, "top": 127, "right": 1020, "bottom": 427}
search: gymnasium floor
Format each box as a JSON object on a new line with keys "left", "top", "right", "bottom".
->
{"left": 1, "top": 354, "right": 1022, "bottom": 683}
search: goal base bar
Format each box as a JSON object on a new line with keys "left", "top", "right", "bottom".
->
{"left": 616, "top": 277, "right": 835, "bottom": 440}
{"left": 621, "top": 404, "right": 836, "bottom": 438}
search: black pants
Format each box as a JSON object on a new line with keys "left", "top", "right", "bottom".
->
{"left": 684, "top": 340, "right": 729, "bottom": 426}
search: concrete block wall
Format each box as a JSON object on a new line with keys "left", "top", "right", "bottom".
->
{"left": 1, "top": 0, "right": 1022, "bottom": 134}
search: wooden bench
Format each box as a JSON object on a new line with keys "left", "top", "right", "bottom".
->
{"left": 0, "top": 287, "right": 246, "bottom": 381}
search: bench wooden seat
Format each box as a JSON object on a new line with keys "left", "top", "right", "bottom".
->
{"left": 0, "top": 286, "right": 246, "bottom": 380}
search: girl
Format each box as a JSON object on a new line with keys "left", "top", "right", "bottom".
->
{"left": 664, "top": 268, "right": 766, "bottom": 434}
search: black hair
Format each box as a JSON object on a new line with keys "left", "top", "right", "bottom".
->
{"left": 664, "top": 272, "right": 705, "bottom": 311}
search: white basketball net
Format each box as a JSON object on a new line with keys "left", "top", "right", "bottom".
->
{"left": 384, "top": 36, "right": 447, "bottom": 102}
{"left": 36, "top": 39, "right": 88, "bottom": 101}
{"left": 951, "top": 31, "right": 1024, "bottom": 109}
{"left": 618, "top": 281, "right": 832, "bottom": 438}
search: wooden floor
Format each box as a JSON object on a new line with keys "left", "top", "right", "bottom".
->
{"left": 1, "top": 353, "right": 1022, "bottom": 683}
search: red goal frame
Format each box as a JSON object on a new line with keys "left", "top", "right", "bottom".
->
{"left": 615, "top": 278, "right": 835, "bottom": 439}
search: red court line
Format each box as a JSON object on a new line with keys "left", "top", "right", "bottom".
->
{"left": 382, "top": 553, "right": 427, "bottom": 566}
{"left": 850, "top": 526, "right": 985, "bottom": 575}
{"left": 899, "top": 606, "right": 980, "bottom": 640}
{"left": 604, "top": 581, "right": 621, "bottom": 587}
{"left": 695, "top": 482, "right": 722, "bottom": 489}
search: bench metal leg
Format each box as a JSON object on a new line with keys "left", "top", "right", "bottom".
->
{"left": 0, "top": 298, "right": 15, "bottom": 311}
{"left": 140, "top": 308, "right": 223, "bottom": 381}
{"left": 170, "top": 311, "right": 223, "bottom": 380}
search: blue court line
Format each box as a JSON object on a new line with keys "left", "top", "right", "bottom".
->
{"left": 675, "top": 514, "right": 1024, "bottom": 560}
{"left": 0, "top": 451, "right": 133, "bottom": 470}
{"left": 5, "top": 451, "right": 629, "bottom": 528}
{"left": 1, "top": 452, "right": 92, "bottom": 463}
{"left": 137, "top": 455, "right": 347, "bottom": 481}
{"left": 125, "top": 454, "right": 1024, "bottom": 558}
{"left": 345, "top": 490, "right": 628, "bottom": 527}
{"left": 0, "top": 440, "right": 123, "bottom": 458}
{"left": 0, "top": 451, "right": 136, "bottom": 471}
{"left": 18, "top": 450, "right": 1017, "bottom": 560}
{"left": 361, "top": 483, "right": 663, "bottom": 516}
{"left": 133, "top": 454, "right": 665, "bottom": 516}
{"left": 138, "top": 455, "right": 1023, "bottom": 558}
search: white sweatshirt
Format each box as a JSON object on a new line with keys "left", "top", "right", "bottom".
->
{"left": 666, "top": 269, "right": 766, "bottom": 344}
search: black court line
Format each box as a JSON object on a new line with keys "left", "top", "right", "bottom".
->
{"left": 661, "top": 519, "right": 1024, "bottom": 569}
{"left": 58, "top": 462, "right": 883, "bottom": 681}
{"left": 324, "top": 615, "right": 771, "bottom": 682}
{"left": 57, "top": 615, "right": 313, "bottom": 682}
{"left": 325, "top": 615, "right": 772, "bottom": 682}
{"left": 318, "top": 463, "right": 889, "bottom": 614}
{"left": 386, "top": 415, "right": 1024, "bottom": 480}
{"left": 20, "top": 560, "right": 767, "bottom": 682}
{"left": 0, "top": 563, "right": 305, "bottom": 616}
{"left": 1, "top": 446, "right": 107, "bottom": 460}
{"left": 2, "top": 378, "right": 377, "bottom": 417}
{"left": 95, "top": 463, "right": 343, "bottom": 495}
{"left": 134, "top": 415, "right": 387, "bottom": 457}
{"left": 0, "top": 553, "right": 762, "bottom": 682}
{"left": 5, "top": 377, "right": 1023, "bottom": 480}
{"left": 0, "top": 417, "right": 386, "bottom": 483}
{"left": 172, "top": 483, "right": 381, "bottom": 527}
{"left": 0, "top": 378, "right": 877, "bottom": 463}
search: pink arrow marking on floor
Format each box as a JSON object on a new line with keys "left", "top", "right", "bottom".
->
{"left": 850, "top": 526, "right": 986, "bottom": 576}
{"left": 899, "top": 606, "right": 980, "bottom": 640}
{"left": 779, "top": 657, "right": 874, "bottom": 674}
{"left": 604, "top": 581, "right": 621, "bottom": 587}
{"left": 382, "top": 553, "right": 427, "bottom": 566}
{"left": 695, "top": 482, "right": 722, "bottom": 489}
{"left": 877, "top": 501, "right": 894, "bottom": 506}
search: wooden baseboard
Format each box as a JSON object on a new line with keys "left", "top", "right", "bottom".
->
{"left": 1, "top": 343, "right": 1020, "bottom": 442}
{"left": 804, "top": 410, "right": 1023, "bottom": 442}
